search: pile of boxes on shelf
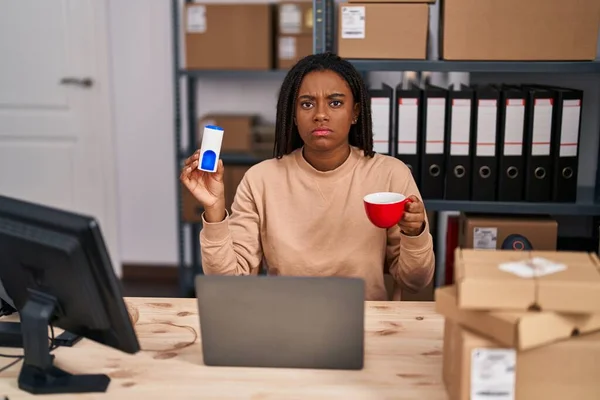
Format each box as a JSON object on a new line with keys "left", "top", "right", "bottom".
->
{"left": 436, "top": 248, "right": 600, "bottom": 399}
{"left": 339, "top": 0, "right": 599, "bottom": 61}
{"left": 184, "top": 1, "right": 313, "bottom": 70}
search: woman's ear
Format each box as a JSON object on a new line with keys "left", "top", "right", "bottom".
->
{"left": 352, "top": 103, "right": 360, "bottom": 124}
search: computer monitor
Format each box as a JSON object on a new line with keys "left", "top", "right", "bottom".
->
{"left": 0, "top": 195, "right": 140, "bottom": 395}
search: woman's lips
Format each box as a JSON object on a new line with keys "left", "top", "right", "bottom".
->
{"left": 312, "top": 128, "right": 332, "bottom": 136}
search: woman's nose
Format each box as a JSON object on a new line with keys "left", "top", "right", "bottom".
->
{"left": 313, "top": 103, "right": 329, "bottom": 122}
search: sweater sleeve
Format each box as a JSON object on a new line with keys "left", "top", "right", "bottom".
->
{"left": 385, "top": 163, "right": 435, "bottom": 292}
{"left": 199, "top": 174, "right": 263, "bottom": 276}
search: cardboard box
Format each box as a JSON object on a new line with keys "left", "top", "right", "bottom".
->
{"left": 253, "top": 123, "right": 275, "bottom": 157}
{"left": 441, "top": 0, "right": 600, "bottom": 61}
{"left": 436, "top": 285, "right": 600, "bottom": 350}
{"left": 338, "top": 3, "right": 428, "bottom": 60}
{"left": 277, "top": 1, "right": 313, "bottom": 36}
{"left": 460, "top": 213, "right": 557, "bottom": 251}
{"left": 198, "top": 114, "right": 259, "bottom": 153}
{"left": 277, "top": 35, "right": 313, "bottom": 69}
{"left": 443, "top": 319, "right": 600, "bottom": 400}
{"left": 454, "top": 248, "right": 600, "bottom": 313}
{"left": 184, "top": 4, "right": 273, "bottom": 70}
{"left": 224, "top": 166, "right": 249, "bottom": 213}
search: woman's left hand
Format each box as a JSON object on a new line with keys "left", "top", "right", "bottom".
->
{"left": 398, "top": 195, "right": 426, "bottom": 236}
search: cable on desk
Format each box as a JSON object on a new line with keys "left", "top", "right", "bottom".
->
{"left": 0, "top": 324, "right": 56, "bottom": 359}
{"left": 0, "top": 356, "right": 21, "bottom": 374}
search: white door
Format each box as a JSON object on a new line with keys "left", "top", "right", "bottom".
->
{"left": 0, "top": 0, "right": 121, "bottom": 275}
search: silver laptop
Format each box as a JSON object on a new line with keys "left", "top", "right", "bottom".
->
{"left": 195, "top": 275, "right": 365, "bottom": 370}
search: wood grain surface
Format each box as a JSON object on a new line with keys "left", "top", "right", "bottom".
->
{"left": 0, "top": 298, "right": 447, "bottom": 399}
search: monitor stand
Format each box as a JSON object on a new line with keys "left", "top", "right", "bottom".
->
{"left": 17, "top": 290, "right": 110, "bottom": 395}
{"left": 0, "top": 321, "right": 82, "bottom": 348}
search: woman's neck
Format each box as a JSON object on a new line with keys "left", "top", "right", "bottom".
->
{"left": 302, "top": 144, "right": 351, "bottom": 172}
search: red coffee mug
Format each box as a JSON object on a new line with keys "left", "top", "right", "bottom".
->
{"left": 363, "top": 192, "right": 413, "bottom": 229}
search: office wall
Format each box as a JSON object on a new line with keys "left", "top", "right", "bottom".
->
{"left": 109, "top": 1, "right": 600, "bottom": 265}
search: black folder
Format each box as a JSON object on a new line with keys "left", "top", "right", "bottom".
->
{"left": 471, "top": 85, "right": 500, "bottom": 201}
{"left": 419, "top": 84, "right": 447, "bottom": 200}
{"left": 445, "top": 84, "right": 474, "bottom": 201}
{"left": 369, "top": 84, "right": 394, "bottom": 156}
{"left": 532, "top": 85, "right": 583, "bottom": 203}
{"left": 520, "top": 85, "right": 554, "bottom": 203}
{"left": 394, "top": 83, "right": 422, "bottom": 183}
{"left": 495, "top": 85, "right": 527, "bottom": 202}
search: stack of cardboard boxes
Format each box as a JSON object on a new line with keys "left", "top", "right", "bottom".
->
{"left": 337, "top": 0, "right": 599, "bottom": 61}
{"left": 436, "top": 248, "right": 600, "bottom": 399}
{"left": 276, "top": 1, "right": 314, "bottom": 69}
{"left": 184, "top": 1, "right": 313, "bottom": 70}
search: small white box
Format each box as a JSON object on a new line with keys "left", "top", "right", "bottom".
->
{"left": 198, "top": 125, "right": 224, "bottom": 173}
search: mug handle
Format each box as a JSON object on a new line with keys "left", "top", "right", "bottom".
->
{"left": 400, "top": 198, "right": 414, "bottom": 220}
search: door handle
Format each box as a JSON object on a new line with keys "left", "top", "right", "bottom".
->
{"left": 60, "top": 77, "right": 94, "bottom": 88}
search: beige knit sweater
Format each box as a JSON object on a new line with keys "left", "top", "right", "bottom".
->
{"left": 199, "top": 146, "right": 435, "bottom": 301}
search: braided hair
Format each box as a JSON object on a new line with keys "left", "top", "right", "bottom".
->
{"left": 273, "top": 52, "right": 374, "bottom": 159}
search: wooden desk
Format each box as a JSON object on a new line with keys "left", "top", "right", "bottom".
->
{"left": 0, "top": 298, "right": 447, "bottom": 399}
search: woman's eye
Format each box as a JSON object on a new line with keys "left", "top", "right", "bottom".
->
{"left": 301, "top": 102, "right": 313, "bottom": 109}
{"left": 330, "top": 100, "right": 342, "bottom": 107}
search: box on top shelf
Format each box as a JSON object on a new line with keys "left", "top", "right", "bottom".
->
{"left": 441, "top": 0, "right": 600, "bottom": 61}
{"left": 454, "top": 248, "right": 600, "bottom": 313}
{"left": 337, "top": 3, "right": 429, "bottom": 60}
{"left": 443, "top": 319, "right": 600, "bottom": 400}
{"left": 277, "top": 1, "right": 313, "bottom": 36}
{"left": 184, "top": 3, "right": 273, "bottom": 70}
{"left": 436, "top": 285, "right": 600, "bottom": 351}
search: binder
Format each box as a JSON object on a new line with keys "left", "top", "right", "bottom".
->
{"left": 531, "top": 85, "right": 583, "bottom": 203}
{"left": 471, "top": 85, "right": 500, "bottom": 201}
{"left": 495, "top": 85, "right": 526, "bottom": 202}
{"left": 369, "top": 84, "right": 394, "bottom": 155}
{"left": 520, "top": 85, "right": 554, "bottom": 202}
{"left": 420, "top": 84, "right": 447, "bottom": 199}
{"left": 394, "top": 83, "right": 422, "bottom": 183}
{"left": 445, "top": 84, "right": 474, "bottom": 201}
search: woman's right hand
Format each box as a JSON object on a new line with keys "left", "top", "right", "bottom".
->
{"left": 180, "top": 150, "right": 226, "bottom": 219}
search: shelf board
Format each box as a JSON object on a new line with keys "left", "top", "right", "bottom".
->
{"left": 179, "top": 69, "right": 288, "bottom": 79}
{"left": 425, "top": 198, "right": 600, "bottom": 216}
{"left": 348, "top": 59, "right": 600, "bottom": 73}
{"left": 221, "top": 153, "right": 271, "bottom": 165}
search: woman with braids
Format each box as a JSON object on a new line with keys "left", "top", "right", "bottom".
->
{"left": 180, "top": 52, "right": 434, "bottom": 301}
